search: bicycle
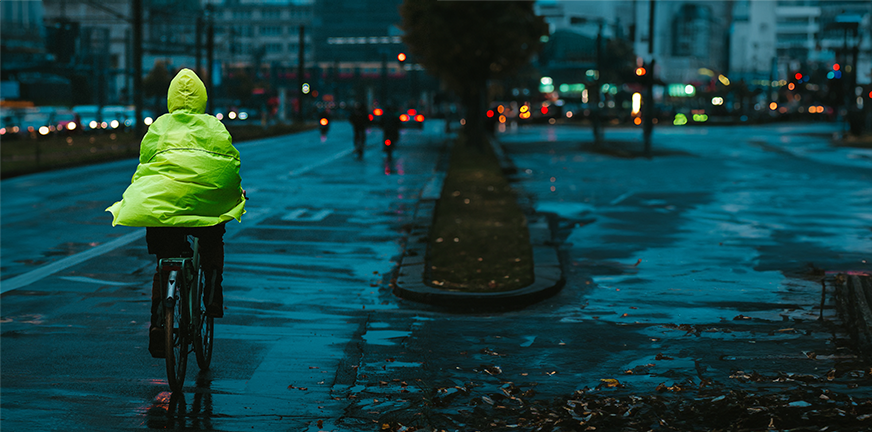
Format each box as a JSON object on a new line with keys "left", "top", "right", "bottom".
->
{"left": 158, "top": 236, "right": 215, "bottom": 392}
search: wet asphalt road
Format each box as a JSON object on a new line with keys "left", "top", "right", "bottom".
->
{"left": 2, "top": 120, "right": 871, "bottom": 431}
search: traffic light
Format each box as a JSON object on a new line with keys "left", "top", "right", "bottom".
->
{"left": 397, "top": 52, "right": 406, "bottom": 62}
{"left": 635, "top": 67, "right": 647, "bottom": 76}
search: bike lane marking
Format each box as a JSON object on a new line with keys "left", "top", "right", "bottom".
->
{"left": 1, "top": 146, "right": 356, "bottom": 294}
{"left": 0, "top": 229, "right": 145, "bottom": 294}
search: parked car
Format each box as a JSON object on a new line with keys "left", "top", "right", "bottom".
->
{"left": 123, "top": 107, "right": 156, "bottom": 127}
{"left": 0, "top": 108, "right": 23, "bottom": 138}
{"left": 72, "top": 105, "right": 102, "bottom": 131}
{"left": 399, "top": 108, "right": 425, "bottom": 129}
{"left": 19, "top": 108, "right": 53, "bottom": 137}
{"left": 102, "top": 105, "right": 130, "bottom": 130}
{"left": 52, "top": 109, "right": 80, "bottom": 134}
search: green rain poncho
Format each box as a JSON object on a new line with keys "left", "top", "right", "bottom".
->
{"left": 106, "top": 69, "right": 245, "bottom": 227}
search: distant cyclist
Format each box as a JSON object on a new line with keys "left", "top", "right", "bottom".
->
{"left": 106, "top": 68, "right": 245, "bottom": 358}
{"left": 381, "top": 105, "right": 401, "bottom": 158}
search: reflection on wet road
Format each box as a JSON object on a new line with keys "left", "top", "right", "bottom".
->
{"left": 2, "top": 122, "right": 870, "bottom": 430}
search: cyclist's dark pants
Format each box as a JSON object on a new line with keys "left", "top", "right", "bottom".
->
{"left": 146, "top": 223, "right": 225, "bottom": 327}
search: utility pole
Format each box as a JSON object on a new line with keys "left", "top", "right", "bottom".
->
{"left": 593, "top": 21, "right": 603, "bottom": 146}
{"left": 133, "top": 0, "right": 143, "bottom": 137}
{"left": 380, "top": 51, "right": 388, "bottom": 108}
{"left": 642, "top": 0, "right": 655, "bottom": 158}
{"left": 195, "top": 13, "right": 203, "bottom": 75}
{"left": 205, "top": 5, "right": 214, "bottom": 114}
{"left": 298, "top": 25, "right": 306, "bottom": 123}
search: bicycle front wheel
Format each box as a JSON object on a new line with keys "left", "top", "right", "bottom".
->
{"left": 194, "top": 268, "right": 214, "bottom": 370}
{"left": 165, "top": 293, "right": 189, "bottom": 392}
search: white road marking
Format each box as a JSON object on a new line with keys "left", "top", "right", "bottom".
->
{"left": 1, "top": 230, "right": 145, "bottom": 294}
{"left": 278, "top": 148, "right": 353, "bottom": 180}
{"left": 281, "top": 209, "right": 333, "bottom": 222}
{"left": 58, "top": 276, "right": 138, "bottom": 286}
{"left": 610, "top": 192, "right": 634, "bottom": 206}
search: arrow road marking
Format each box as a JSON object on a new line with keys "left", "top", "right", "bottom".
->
{"left": 281, "top": 209, "right": 333, "bottom": 222}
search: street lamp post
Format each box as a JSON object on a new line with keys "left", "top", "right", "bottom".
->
{"left": 133, "top": 0, "right": 143, "bottom": 138}
{"left": 569, "top": 16, "right": 607, "bottom": 146}
{"left": 828, "top": 14, "right": 861, "bottom": 136}
{"left": 643, "top": 0, "right": 656, "bottom": 158}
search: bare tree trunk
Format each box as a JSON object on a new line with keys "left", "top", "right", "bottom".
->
{"left": 461, "top": 82, "right": 486, "bottom": 149}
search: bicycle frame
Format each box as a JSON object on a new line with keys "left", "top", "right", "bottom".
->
{"left": 157, "top": 236, "right": 213, "bottom": 392}
{"left": 160, "top": 238, "right": 199, "bottom": 327}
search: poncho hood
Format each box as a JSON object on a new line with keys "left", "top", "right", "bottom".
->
{"left": 168, "top": 68, "right": 207, "bottom": 114}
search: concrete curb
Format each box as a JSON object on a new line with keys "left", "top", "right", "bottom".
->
{"left": 834, "top": 274, "right": 872, "bottom": 359}
{"left": 392, "top": 137, "right": 565, "bottom": 311}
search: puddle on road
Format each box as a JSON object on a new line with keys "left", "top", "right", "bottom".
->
{"left": 535, "top": 202, "right": 595, "bottom": 218}
{"left": 363, "top": 329, "right": 410, "bottom": 346}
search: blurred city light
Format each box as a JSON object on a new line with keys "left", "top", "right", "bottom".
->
{"left": 631, "top": 92, "right": 642, "bottom": 115}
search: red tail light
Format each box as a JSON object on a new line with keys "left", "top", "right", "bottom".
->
{"left": 415, "top": 114, "right": 425, "bottom": 122}
{"left": 384, "top": 140, "right": 392, "bottom": 146}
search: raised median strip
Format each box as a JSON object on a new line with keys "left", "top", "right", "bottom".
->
{"left": 392, "top": 135, "right": 565, "bottom": 310}
{"left": 394, "top": 210, "right": 564, "bottom": 310}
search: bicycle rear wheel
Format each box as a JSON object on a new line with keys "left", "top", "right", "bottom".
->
{"left": 194, "top": 267, "right": 214, "bottom": 370}
{"left": 165, "top": 272, "right": 189, "bottom": 392}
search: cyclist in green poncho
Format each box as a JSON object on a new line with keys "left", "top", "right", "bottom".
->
{"left": 107, "top": 68, "right": 245, "bottom": 358}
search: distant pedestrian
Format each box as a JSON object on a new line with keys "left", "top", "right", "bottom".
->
{"left": 349, "top": 103, "right": 369, "bottom": 158}
{"left": 106, "top": 68, "right": 246, "bottom": 358}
